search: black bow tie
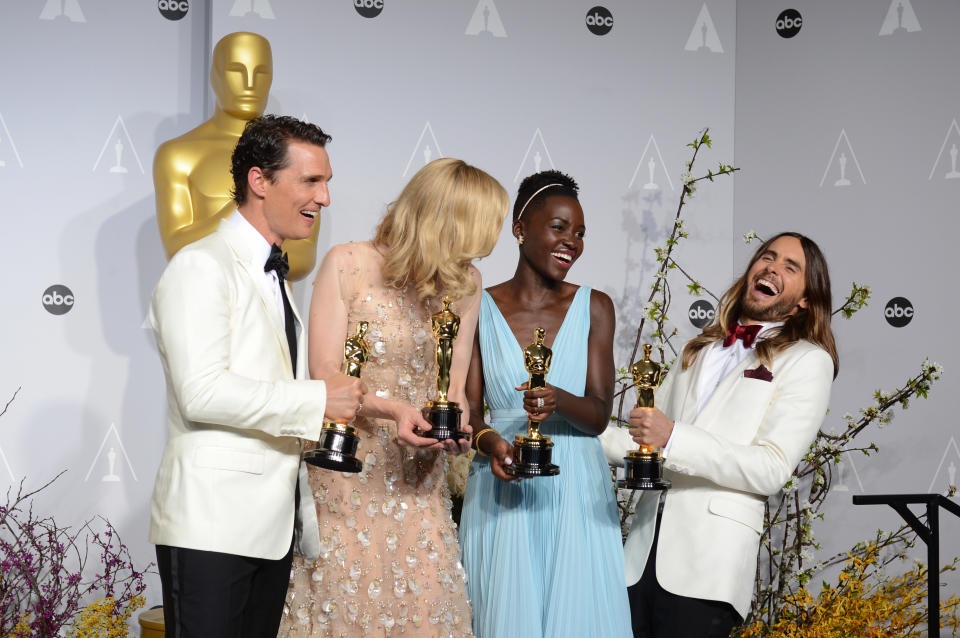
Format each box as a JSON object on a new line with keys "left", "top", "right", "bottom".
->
{"left": 264, "top": 244, "right": 290, "bottom": 280}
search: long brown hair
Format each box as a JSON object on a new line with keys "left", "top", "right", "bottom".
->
{"left": 682, "top": 232, "right": 839, "bottom": 377}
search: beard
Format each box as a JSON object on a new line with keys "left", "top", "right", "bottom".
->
{"left": 741, "top": 288, "right": 803, "bottom": 323}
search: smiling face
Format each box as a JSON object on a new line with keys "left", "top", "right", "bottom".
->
{"left": 741, "top": 235, "right": 808, "bottom": 324}
{"left": 514, "top": 194, "right": 585, "bottom": 281}
{"left": 255, "top": 141, "right": 331, "bottom": 245}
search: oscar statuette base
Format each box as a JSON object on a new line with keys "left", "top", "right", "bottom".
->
{"left": 617, "top": 450, "right": 671, "bottom": 490}
{"left": 303, "top": 423, "right": 363, "bottom": 473}
{"left": 421, "top": 401, "right": 466, "bottom": 441}
{"left": 506, "top": 435, "right": 560, "bottom": 478}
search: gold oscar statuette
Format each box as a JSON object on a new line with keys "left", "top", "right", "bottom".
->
{"left": 153, "top": 31, "right": 319, "bottom": 280}
{"left": 303, "top": 321, "right": 370, "bottom": 473}
{"left": 421, "top": 297, "right": 465, "bottom": 440}
{"left": 618, "top": 344, "right": 671, "bottom": 490}
{"left": 507, "top": 327, "right": 560, "bottom": 478}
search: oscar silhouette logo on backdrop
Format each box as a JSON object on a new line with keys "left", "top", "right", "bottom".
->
{"left": 628, "top": 134, "right": 675, "bottom": 192}
{"left": 403, "top": 121, "right": 443, "bottom": 177}
{"left": 466, "top": 0, "right": 506, "bottom": 38}
{"left": 94, "top": 116, "right": 144, "bottom": 175}
{"left": 929, "top": 119, "right": 960, "bottom": 181}
{"left": 84, "top": 423, "right": 138, "bottom": 484}
{"left": 879, "top": 0, "right": 921, "bottom": 36}
{"left": 514, "top": 128, "right": 555, "bottom": 184}
{"left": 154, "top": 33, "right": 321, "bottom": 280}
{"left": 928, "top": 437, "right": 960, "bottom": 496}
{"left": 820, "top": 129, "right": 866, "bottom": 188}
{"left": 229, "top": 0, "right": 275, "bottom": 20}
{"left": 685, "top": 3, "right": 724, "bottom": 53}
{"left": 0, "top": 445, "right": 13, "bottom": 487}
{"left": 0, "top": 113, "right": 24, "bottom": 169}
{"left": 39, "top": 0, "right": 86, "bottom": 23}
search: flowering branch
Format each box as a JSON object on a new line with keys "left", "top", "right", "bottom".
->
{"left": 0, "top": 471, "right": 152, "bottom": 637}
{"left": 750, "top": 359, "right": 946, "bottom": 630}
{"left": 832, "top": 282, "right": 871, "bottom": 319}
{"left": 613, "top": 129, "right": 739, "bottom": 535}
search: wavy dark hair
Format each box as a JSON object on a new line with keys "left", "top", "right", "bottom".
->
{"left": 230, "top": 114, "right": 331, "bottom": 205}
{"left": 682, "top": 232, "right": 839, "bottom": 378}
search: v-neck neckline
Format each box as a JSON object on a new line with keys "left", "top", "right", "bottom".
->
{"left": 483, "top": 286, "right": 584, "bottom": 353}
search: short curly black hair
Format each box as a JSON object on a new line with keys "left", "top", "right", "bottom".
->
{"left": 512, "top": 169, "right": 579, "bottom": 222}
{"left": 231, "top": 114, "right": 332, "bottom": 205}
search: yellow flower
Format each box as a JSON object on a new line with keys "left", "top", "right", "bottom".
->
{"left": 738, "top": 546, "right": 960, "bottom": 638}
{"left": 70, "top": 595, "right": 145, "bottom": 638}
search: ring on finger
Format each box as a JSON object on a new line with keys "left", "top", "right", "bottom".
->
{"left": 536, "top": 396, "right": 544, "bottom": 409}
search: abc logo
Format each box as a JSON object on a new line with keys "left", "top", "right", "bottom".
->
{"left": 158, "top": 0, "right": 189, "bottom": 20}
{"left": 585, "top": 6, "right": 613, "bottom": 36}
{"left": 354, "top": 0, "right": 383, "bottom": 18}
{"left": 688, "top": 300, "right": 716, "bottom": 329}
{"left": 42, "top": 284, "right": 75, "bottom": 316}
{"left": 884, "top": 297, "right": 914, "bottom": 328}
{"left": 775, "top": 9, "right": 802, "bottom": 38}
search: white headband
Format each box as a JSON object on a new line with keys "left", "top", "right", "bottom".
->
{"left": 516, "top": 183, "right": 564, "bottom": 221}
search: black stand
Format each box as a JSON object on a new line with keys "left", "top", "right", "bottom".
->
{"left": 421, "top": 402, "right": 466, "bottom": 441}
{"left": 852, "top": 493, "right": 960, "bottom": 638}
{"left": 304, "top": 425, "right": 362, "bottom": 473}
{"left": 507, "top": 436, "right": 560, "bottom": 478}
{"left": 618, "top": 451, "right": 671, "bottom": 490}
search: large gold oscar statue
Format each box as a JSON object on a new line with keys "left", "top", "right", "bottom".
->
{"left": 507, "top": 327, "right": 560, "bottom": 477}
{"left": 153, "top": 31, "right": 319, "bottom": 280}
{"left": 421, "top": 297, "right": 465, "bottom": 440}
{"left": 304, "top": 321, "right": 371, "bottom": 473}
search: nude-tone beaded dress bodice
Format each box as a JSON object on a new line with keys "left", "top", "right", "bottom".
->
{"left": 281, "top": 242, "right": 473, "bottom": 638}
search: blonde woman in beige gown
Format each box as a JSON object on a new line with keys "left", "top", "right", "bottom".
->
{"left": 280, "top": 159, "right": 508, "bottom": 637}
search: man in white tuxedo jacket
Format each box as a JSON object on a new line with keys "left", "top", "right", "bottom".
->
{"left": 600, "top": 233, "right": 838, "bottom": 638}
{"left": 149, "top": 115, "right": 366, "bottom": 638}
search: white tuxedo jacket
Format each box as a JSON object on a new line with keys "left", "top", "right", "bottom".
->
{"left": 148, "top": 220, "right": 326, "bottom": 561}
{"left": 600, "top": 340, "right": 833, "bottom": 617}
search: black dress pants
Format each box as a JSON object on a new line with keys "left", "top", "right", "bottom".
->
{"left": 628, "top": 504, "right": 742, "bottom": 638}
{"left": 156, "top": 542, "right": 293, "bottom": 638}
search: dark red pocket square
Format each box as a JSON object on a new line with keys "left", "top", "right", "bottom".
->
{"left": 744, "top": 365, "right": 774, "bottom": 382}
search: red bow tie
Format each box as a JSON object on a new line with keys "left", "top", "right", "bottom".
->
{"left": 723, "top": 323, "right": 762, "bottom": 349}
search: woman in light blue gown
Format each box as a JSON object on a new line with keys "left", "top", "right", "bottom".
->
{"left": 459, "top": 170, "right": 632, "bottom": 638}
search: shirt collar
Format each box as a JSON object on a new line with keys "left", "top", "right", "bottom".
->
{"left": 224, "top": 210, "right": 273, "bottom": 270}
{"left": 746, "top": 320, "right": 783, "bottom": 348}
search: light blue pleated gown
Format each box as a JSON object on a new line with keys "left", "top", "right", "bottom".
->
{"left": 460, "top": 287, "right": 632, "bottom": 638}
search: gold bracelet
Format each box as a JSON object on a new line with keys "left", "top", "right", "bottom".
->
{"left": 473, "top": 428, "right": 498, "bottom": 456}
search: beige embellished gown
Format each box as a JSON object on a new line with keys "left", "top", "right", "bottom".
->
{"left": 280, "top": 242, "right": 475, "bottom": 638}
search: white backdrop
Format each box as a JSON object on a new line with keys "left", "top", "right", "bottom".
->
{"left": 0, "top": 0, "right": 956, "bottom": 632}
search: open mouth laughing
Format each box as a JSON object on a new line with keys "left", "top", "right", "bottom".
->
{"left": 551, "top": 249, "right": 575, "bottom": 267}
{"left": 753, "top": 276, "right": 780, "bottom": 299}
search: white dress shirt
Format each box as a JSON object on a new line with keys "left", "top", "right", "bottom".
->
{"left": 224, "top": 210, "right": 287, "bottom": 328}
{"left": 663, "top": 320, "right": 782, "bottom": 456}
